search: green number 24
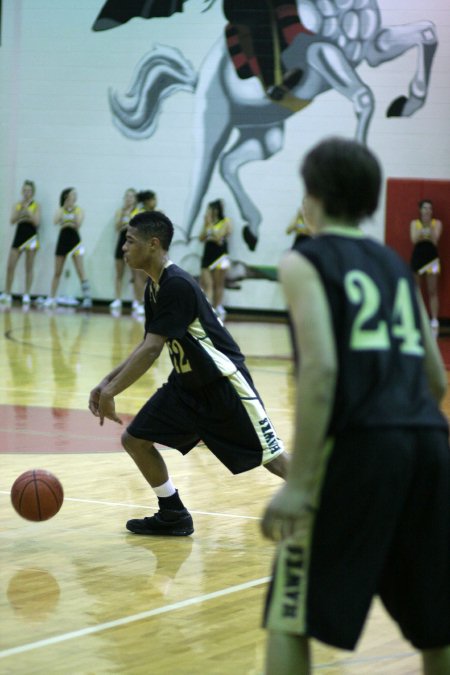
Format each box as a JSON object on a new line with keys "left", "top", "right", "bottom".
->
{"left": 344, "top": 270, "right": 424, "bottom": 356}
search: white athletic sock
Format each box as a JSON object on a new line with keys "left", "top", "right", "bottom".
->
{"left": 153, "top": 478, "right": 176, "bottom": 498}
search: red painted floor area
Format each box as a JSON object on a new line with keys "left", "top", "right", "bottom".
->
{"left": 0, "top": 405, "right": 132, "bottom": 454}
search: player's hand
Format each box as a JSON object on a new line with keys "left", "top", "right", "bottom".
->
{"left": 261, "top": 484, "right": 315, "bottom": 542}
{"left": 88, "top": 386, "right": 101, "bottom": 416}
{"left": 98, "top": 391, "right": 123, "bottom": 426}
{"left": 88, "top": 385, "right": 102, "bottom": 417}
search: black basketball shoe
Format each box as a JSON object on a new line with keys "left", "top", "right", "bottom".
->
{"left": 126, "top": 508, "right": 194, "bottom": 536}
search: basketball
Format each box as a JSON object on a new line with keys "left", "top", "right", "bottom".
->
{"left": 11, "top": 470, "right": 64, "bottom": 521}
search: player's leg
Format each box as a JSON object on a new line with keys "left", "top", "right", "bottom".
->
{"left": 200, "top": 267, "right": 213, "bottom": 302}
{"left": 48, "top": 255, "right": 65, "bottom": 302}
{"left": 5, "top": 248, "right": 20, "bottom": 294}
{"left": 114, "top": 258, "right": 124, "bottom": 301}
{"left": 212, "top": 267, "right": 227, "bottom": 310}
{"left": 122, "top": 431, "right": 193, "bottom": 535}
{"left": 121, "top": 382, "right": 198, "bottom": 535}
{"left": 121, "top": 431, "right": 169, "bottom": 487}
{"left": 265, "top": 632, "right": 310, "bottom": 675}
{"left": 422, "top": 646, "right": 450, "bottom": 674}
{"left": 72, "top": 254, "right": 92, "bottom": 308}
{"left": 426, "top": 272, "right": 439, "bottom": 324}
{"left": 24, "top": 248, "right": 37, "bottom": 295}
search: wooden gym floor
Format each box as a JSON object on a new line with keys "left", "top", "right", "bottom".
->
{"left": 1, "top": 305, "right": 449, "bottom": 674}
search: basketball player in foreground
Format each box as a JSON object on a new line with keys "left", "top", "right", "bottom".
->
{"left": 262, "top": 138, "right": 450, "bottom": 674}
{"left": 89, "top": 210, "right": 288, "bottom": 535}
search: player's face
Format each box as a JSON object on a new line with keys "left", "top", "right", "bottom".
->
{"left": 123, "top": 226, "right": 150, "bottom": 269}
{"left": 65, "top": 190, "right": 77, "bottom": 208}
{"left": 22, "top": 183, "right": 34, "bottom": 202}
{"left": 420, "top": 202, "right": 432, "bottom": 221}
{"left": 124, "top": 189, "right": 137, "bottom": 209}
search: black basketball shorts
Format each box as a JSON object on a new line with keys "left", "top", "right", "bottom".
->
{"left": 126, "top": 370, "right": 285, "bottom": 474}
{"left": 264, "top": 427, "right": 450, "bottom": 651}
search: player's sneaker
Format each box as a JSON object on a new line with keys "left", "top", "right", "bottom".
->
{"left": 0, "top": 293, "right": 12, "bottom": 305}
{"left": 215, "top": 304, "right": 227, "bottom": 319}
{"left": 22, "top": 294, "right": 30, "bottom": 304}
{"left": 81, "top": 297, "right": 92, "bottom": 309}
{"left": 126, "top": 508, "right": 194, "bottom": 536}
{"left": 109, "top": 298, "right": 122, "bottom": 309}
{"left": 135, "top": 303, "right": 145, "bottom": 315}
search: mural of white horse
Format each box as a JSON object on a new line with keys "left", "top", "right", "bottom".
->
{"left": 107, "top": 0, "right": 437, "bottom": 250}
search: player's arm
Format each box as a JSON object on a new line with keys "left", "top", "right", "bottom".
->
{"left": 114, "top": 209, "right": 123, "bottom": 231}
{"left": 73, "top": 208, "right": 84, "bottom": 229}
{"left": 92, "top": 332, "right": 166, "bottom": 425}
{"left": 432, "top": 219, "right": 443, "bottom": 245}
{"left": 10, "top": 204, "right": 20, "bottom": 224}
{"left": 54, "top": 208, "right": 63, "bottom": 225}
{"left": 30, "top": 203, "right": 41, "bottom": 227}
{"left": 410, "top": 219, "right": 421, "bottom": 243}
{"left": 416, "top": 290, "right": 447, "bottom": 403}
{"left": 262, "top": 251, "right": 337, "bottom": 541}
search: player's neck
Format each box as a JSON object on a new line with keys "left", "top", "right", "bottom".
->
{"left": 148, "top": 254, "right": 168, "bottom": 284}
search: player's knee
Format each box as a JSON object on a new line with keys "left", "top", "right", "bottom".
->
{"left": 121, "top": 430, "right": 153, "bottom": 457}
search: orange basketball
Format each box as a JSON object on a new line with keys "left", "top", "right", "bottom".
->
{"left": 11, "top": 470, "right": 64, "bottom": 521}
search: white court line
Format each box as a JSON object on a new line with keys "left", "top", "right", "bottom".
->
{"left": 0, "top": 492, "right": 262, "bottom": 520}
{"left": 0, "top": 576, "right": 269, "bottom": 660}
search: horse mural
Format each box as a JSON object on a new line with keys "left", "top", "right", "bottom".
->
{"left": 102, "top": 0, "right": 438, "bottom": 250}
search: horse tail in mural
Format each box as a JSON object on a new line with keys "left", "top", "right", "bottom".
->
{"left": 108, "top": 44, "right": 197, "bottom": 139}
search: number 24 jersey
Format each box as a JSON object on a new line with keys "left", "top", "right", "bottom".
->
{"left": 296, "top": 228, "right": 447, "bottom": 434}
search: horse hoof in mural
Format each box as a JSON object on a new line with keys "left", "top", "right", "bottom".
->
{"left": 242, "top": 226, "right": 257, "bottom": 252}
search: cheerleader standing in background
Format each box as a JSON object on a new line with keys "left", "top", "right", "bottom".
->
{"left": 0, "top": 180, "right": 41, "bottom": 306}
{"left": 128, "top": 190, "right": 158, "bottom": 316}
{"left": 199, "top": 199, "right": 232, "bottom": 319}
{"left": 410, "top": 199, "right": 442, "bottom": 333}
{"left": 285, "top": 206, "right": 313, "bottom": 249}
{"left": 44, "top": 187, "right": 92, "bottom": 309}
{"left": 110, "top": 188, "right": 138, "bottom": 310}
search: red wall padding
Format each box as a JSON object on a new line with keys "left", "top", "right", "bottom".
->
{"left": 385, "top": 178, "right": 450, "bottom": 319}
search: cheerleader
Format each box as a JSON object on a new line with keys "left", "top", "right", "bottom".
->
{"left": 0, "top": 180, "right": 41, "bottom": 305}
{"left": 199, "top": 199, "right": 232, "bottom": 319}
{"left": 410, "top": 199, "right": 442, "bottom": 331}
{"left": 109, "top": 188, "right": 138, "bottom": 310}
{"left": 44, "top": 188, "right": 92, "bottom": 309}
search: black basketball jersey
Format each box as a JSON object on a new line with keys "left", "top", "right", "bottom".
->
{"left": 144, "top": 262, "right": 247, "bottom": 389}
{"left": 297, "top": 227, "right": 447, "bottom": 434}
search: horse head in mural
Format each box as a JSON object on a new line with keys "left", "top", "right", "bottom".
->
{"left": 105, "top": 1, "right": 437, "bottom": 250}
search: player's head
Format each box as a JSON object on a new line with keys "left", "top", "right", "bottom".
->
{"left": 128, "top": 210, "right": 174, "bottom": 251}
{"left": 137, "top": 190, "right": 157, "bottom": 210}
{"left": 301, "top": 137, "right": 381, "bottom": 225}
{"left": 208, "top": 199, "right": 225, "bottom": 221}
{"left": 418, "top": 198, "right": 433, "bottom": 221}
{"left": 22, "top": 180, "right": 35, "bottom": 197}
{"left": 60, "top": 187, "right": 76, "bottom": 207}
{"left": 124, "top": 188, "right": 137, "bottom": 207}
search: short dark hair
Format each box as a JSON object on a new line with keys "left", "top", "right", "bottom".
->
{"left": 418, "top": 199, "right": 432, "bottom": 209}
{"left": 60, "top": 187, "right": 75, "bottom": 207}
{"left": 137, "top": 190, "right": 156, "bottom": 203}
{"left": 129, "top": 210, "right": 174, "bottom": 250}
{"left": 23, "top": 180, "right": 35, "bottom": 195}
{"left": 301, "top": 137, "right": 382, "bottom": 221}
